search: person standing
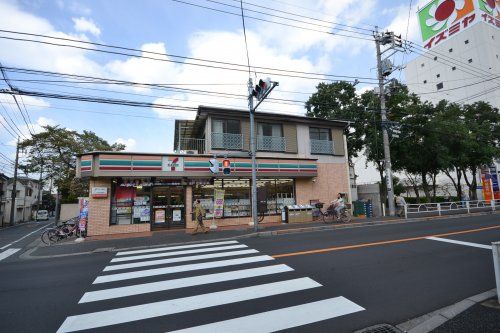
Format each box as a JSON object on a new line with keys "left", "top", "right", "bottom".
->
{"left": 192, "top": 199, "right": 208, "bottom": 235}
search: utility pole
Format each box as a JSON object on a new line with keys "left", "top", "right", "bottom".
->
{"left": 37, "top": 156, "right": 43, "bottom": 212}
{"left": 9, "top": 138, "right": 20, "bottom": 226}
{"left": 375, "top": 30, "right": 396, "bottom": 216}
{"left": 248, "top": 78, "right": 258, "bottom": 231}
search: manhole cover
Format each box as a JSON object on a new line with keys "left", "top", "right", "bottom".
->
{"left": 354, "top": 324, "right": 403, "bottom": 333}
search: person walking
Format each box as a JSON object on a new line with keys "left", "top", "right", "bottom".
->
{"left": 395, "top": 194, "right": 406, "bottom": 217}
{"left": 192, "top": 199, "right": 208, "bottom": 235}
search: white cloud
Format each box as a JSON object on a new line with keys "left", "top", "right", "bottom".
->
{"left": 72, "top": 17, "right": 101, "bottom": 37}
{"left": 115, "top": 138, "right": 137, "bottom": 151}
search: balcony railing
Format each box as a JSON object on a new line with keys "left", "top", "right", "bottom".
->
{"left": 211, "top": 132, "right": 244, "bottom": 150}
{"left": 175, "top": 138, "right": 205, "bottom": 154}
{"left": 310, "top": 139, "right": 334, "bottom": 155}
{"left": 257, "top": 135, "right": 286, "bottom": 152}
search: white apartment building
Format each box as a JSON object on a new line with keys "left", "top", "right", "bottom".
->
{"left": 405, "top": 0, "right": 500, "bottom": 107}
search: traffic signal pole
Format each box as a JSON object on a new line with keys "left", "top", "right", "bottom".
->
{"left": 375, "top": 33, "right": 396, "bottom": 216}
{"left": 9, "top": 138, "right": 20, "bottom": 226}
{"left": 248, "top": 78, "right": 258, "bottom": 231}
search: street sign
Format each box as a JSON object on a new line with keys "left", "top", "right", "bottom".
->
{"left": 209, "top": 158, "right": 218, "bottom": 174}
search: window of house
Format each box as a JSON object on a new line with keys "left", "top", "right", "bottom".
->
{"left": 468, "top": 58, "right": 473, "bottom": 63}
{"left": 436, "top": 82, "right": 444, "bottom": 90}
{"left": 309, "top": 127, "right": 331, "bottom": 141}
{"left": 433, "top": 56, "right": 437, "bottom": 60}
{"left": 452, "top": 66, "right": 456, "bottom": 71}
{"left": 449, "top": 48, "right": 453, "bottom": 52}
{"left": 212, "top": 119, "right": 240, "bottom": 134}
{"left": 423, "top": 80, "right": 427, "bottom": 84}
{"left": 421, "top": 63, "right": 425, "bottom": 67}
{"left": 257, "top": 123, "right": 282, "bottom": 137}
{"left": 436, "top": 74, "right": 440, "bottom": 78}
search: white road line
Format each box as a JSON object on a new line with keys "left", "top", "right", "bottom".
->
{"left": 426, "top": 236, "right": 492, "bottom": 250}
{"left": 116, "top": 240, "right": 239, "bottom": 256}
{"left": 94, "top": 255, "right": 274, "bottom": 284}
{"left": 104, "top": 249, "right": 260, "bottom": 272}
{"left": 168, "top": 296, "right": 365, "bottom": 333}
{"left": 0, "top": 248, "right": 21, "bottom": 261}
{"left": 111, "top": 244, "right": 248, "bottom": 263}
{"left": 57, "top": 277, "right": 321, "bottom": 333}
{"left": 80, "top": 264, "right": 293, "bottom": 303}
{"left": 0, "top": 222, "right": 53, "bottom": 250}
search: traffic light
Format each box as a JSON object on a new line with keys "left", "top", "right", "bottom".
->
{"left": 222, "top": 159, "right": 231, "bottom": 175}
{"left": 252, "top": 78, "right": 271, "bottom": 101}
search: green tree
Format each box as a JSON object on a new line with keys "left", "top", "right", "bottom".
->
{"left": 19, "top": 126, "right": 125, "bottom": 201}
{"left": 305, "top": 81, "right": 366, "bottom": 158}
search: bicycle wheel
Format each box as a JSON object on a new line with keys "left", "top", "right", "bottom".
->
{"left": 340, "top": 211, "right": 351, "bottom": 223}
{"left": 322, "top": 212, "right": 334, "bottom": 224}
{"left": 40, "top": 229, "right": 53, "bottom": 245}
{"left": 258, "top": 211, "right": 265, "bottom": 222}
{"left": 44, "top": 228, "right": 61, "bottom": 244}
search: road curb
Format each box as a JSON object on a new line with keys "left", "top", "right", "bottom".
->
{"left": 20, "top": 211, "right": 498, "bottom": 260}
{"left": 396, "top": 289, "right": 497, "bottom": 333}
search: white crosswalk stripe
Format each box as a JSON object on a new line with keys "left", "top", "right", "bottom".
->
{"left": 110, "top": 244, "right": 248, "bottom": 262}
{"left": 59, "top": 240, "right": 365, "bottom": 333}
{"left": 104, "top": 248, "right": 259, "bottom": 271}
{"left": 0, "top": 248, "right": 20, "bottom": 261}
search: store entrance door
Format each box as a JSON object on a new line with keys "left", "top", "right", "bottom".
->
{"left": 151, "top": 186, "right": 185, "bottom": 229}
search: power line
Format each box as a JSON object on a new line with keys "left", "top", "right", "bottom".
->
{"left": 206, "top": 0, "right": 374, "bottom": 36}
{"left": 169, "top": 0, "right": 373, "bottom": 41}
{"left": 0, "top": 29, "right": 378, "bottom": 82}
{"left": 239, "top": 0, "right": 252, "bottom": 78}
{"left": 235, "top": 0, "right": 375, "bottom": 33}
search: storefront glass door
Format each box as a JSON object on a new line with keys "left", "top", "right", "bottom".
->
{"left": 151, "top": 186, "right": 185, "bottom": 229}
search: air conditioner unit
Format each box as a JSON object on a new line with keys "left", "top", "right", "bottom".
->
{"left": 178, "top": 150, "right": 198, "bottom": 155}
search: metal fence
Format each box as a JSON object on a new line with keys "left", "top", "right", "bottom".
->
{"left": 257, "top": 136, "right": 286, "bottom": 152}
{"left": 403, "top": 199, "right": 499, "bottom": 218}
{"left": 211, "top": 133, "right": 244, "bottom": 150}
{"left": 176, "top": 138, "right": 206, "bottom": 154}
{"left": 310, "top": 139, "right": 334, "bottom": 155}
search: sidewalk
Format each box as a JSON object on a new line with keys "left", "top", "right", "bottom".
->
{"left": 25, "top": 216, "right": 401, "bottom": 258}
{"left": 397, "top": 289, "right": 500, "bottom": 333}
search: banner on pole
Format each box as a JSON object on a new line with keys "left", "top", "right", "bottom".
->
{"left": 214, "top": 189, "right": 225, "bottom": 219}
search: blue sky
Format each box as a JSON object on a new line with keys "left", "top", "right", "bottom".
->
{"left": 0, "top": 0, "right": 429, "bottom": 181}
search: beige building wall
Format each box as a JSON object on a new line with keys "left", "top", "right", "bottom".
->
{"left": 295, "top": 163, "right": 350, "bottom": 206}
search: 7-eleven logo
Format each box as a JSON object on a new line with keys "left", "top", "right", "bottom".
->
{"left": 162, "top": 157, "right": 184, "bottom": 172}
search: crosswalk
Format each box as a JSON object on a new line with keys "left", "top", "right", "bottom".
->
{"left": 57, "top": 239, "right": 365, "bottom": 332}
{"left": 0, "top": 248, "right": 20, "bottom": 262}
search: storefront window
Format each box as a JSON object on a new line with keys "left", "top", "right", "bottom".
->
{"left": 223, "top": 179, "right": 251, "bottom": 217}
{"left": 192, "top": 178, "right": 294, "bottom": 219}
{"left": 192, "top": 180, "right": 222, "bottom": 220}
{"left": 110, "top": 181, "right": 151, "bottom": 225}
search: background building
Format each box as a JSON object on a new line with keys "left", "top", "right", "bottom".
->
{"left": 405, "top": 0, "right": 499, "bottom": 106}
{"left": 1, "top": 177, "right": 40, "bottom": 225}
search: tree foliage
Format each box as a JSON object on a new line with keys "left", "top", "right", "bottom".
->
{"left": 305, "top": 82, "right": 500, "bottom": 202}
{"left": 19, "top": 126, "right": 125, "bottom": 201}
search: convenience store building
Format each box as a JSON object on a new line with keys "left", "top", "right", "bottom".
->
{"left": 76, "top": 106, "right": 351, "bottom": 236}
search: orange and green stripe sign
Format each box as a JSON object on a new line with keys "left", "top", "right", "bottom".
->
{"left": 184, "top": 161, "right": 317, "bottom": 174}
{"left": 98, "top": 155, "right": 162, "bottom": 171}
{"left": 81, "top": 155, "right": 92, "bottom": 172}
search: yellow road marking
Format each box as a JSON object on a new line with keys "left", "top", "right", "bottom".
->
{"left": 272, "top": 224, "right": 500, "bottom": 258}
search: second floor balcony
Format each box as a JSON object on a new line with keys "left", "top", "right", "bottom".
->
{"left": 257, "top": 135, "right": 286, "bottom": 152}
{"left": 211, "top": 132, "right": 244, "bottom": 150}
{"left": 310, "top": 139, "right": 334, "bottom": 155}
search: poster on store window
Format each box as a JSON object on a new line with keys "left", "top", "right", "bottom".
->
{"left": 154, "top": 210, "right": 165, "bottom": 223}
{"left": 214, "top": 189, "right": 225, "bottom": 218}
{"left": 172, "top": 209, "right": 182, "bottom": 222}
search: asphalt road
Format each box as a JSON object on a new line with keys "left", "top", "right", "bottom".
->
{"left": 0, "top": 219, "right": 53, "bottom": 261}
{"left": 0, "top": 214, "right": 498, "bottom": 332}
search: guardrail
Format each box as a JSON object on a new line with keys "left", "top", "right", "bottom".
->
{"left": 403, "top": 199, "right": 498, "bottom": 218}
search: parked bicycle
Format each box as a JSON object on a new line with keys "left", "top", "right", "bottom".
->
{"left": 316, "top": 202, "right": 352, "bottom": 224}
{"left": 40, "top": 217, "right": 82, "bottom": 245}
